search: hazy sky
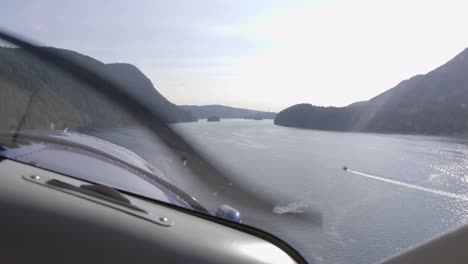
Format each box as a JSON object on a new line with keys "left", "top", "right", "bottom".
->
{"left": 2, "top": 0, "right": 468, "bottom": 111}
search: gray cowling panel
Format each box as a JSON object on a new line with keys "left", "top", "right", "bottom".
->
{"left": 379, "top": 223, "right": 468, "bottom": 264}
{"left": 0, "top": 160, "right": 298, "bottom": 264}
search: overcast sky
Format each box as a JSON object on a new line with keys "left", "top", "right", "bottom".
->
{"left": 2, "top": 0, "right": 468, "bottom": 111}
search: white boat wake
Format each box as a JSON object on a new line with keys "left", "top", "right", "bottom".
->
{"left": 348, "top": 169, "right": 468, "bottom": 202}
{"left": 273, "top": 202, "right": 307, "bottom": 214}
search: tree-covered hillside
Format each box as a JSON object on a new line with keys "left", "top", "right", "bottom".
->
{"left": 0, "top": 47, "right": 196, "bottom": 131}
{"left": 275, "top": 48, "right": 468, "bottom": 135}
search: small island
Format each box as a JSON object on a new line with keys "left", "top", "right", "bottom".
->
{"left": 244, "top": 114, "right": 264, "bottom": 120}
{"left": 207, "top": 116, "right": 221, "bottom": 122}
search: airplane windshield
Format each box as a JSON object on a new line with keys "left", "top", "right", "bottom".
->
{"left": 2, "top": 1, "right": 468, "bottom": 263}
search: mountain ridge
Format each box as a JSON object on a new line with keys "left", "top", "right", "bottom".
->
{"left": 180, "top": 104, "right": 277, "bottom": 119}
{"left": 0, "top": 46, "right": 197, "bottom": 131}
{"left": 275, "top": 47, "right": 468, "bottom": 135}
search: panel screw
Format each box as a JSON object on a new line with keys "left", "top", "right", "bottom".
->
{"left": 159, "top": 217, "right": 168, "bottom": 222}
{"left": 30, "top": 175, "right": 41, "bottom": 180}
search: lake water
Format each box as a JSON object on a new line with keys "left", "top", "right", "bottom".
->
{"left": 92, "top": 119, "right": 468, "bottom": 264}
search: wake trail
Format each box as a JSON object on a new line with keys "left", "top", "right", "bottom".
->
{"left": 348, "top": 169, "right": 468, "bottom": 202}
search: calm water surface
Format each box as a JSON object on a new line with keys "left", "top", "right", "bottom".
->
{"left": 93, "top": 119, "right": 468, "bottom": 264}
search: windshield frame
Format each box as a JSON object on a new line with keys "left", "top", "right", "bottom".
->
{"left": 0, "top": 131, "right": 209, "bottom": 213}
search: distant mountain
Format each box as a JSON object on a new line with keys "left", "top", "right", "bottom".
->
{"left": 180, "top": 105, "right": 276, "bottom": 119}
{"left": 275, "top": 47, "right": 468, "bottom": 135}
{"left": 0, "top": 47, "right": 196, "bottom": 131}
